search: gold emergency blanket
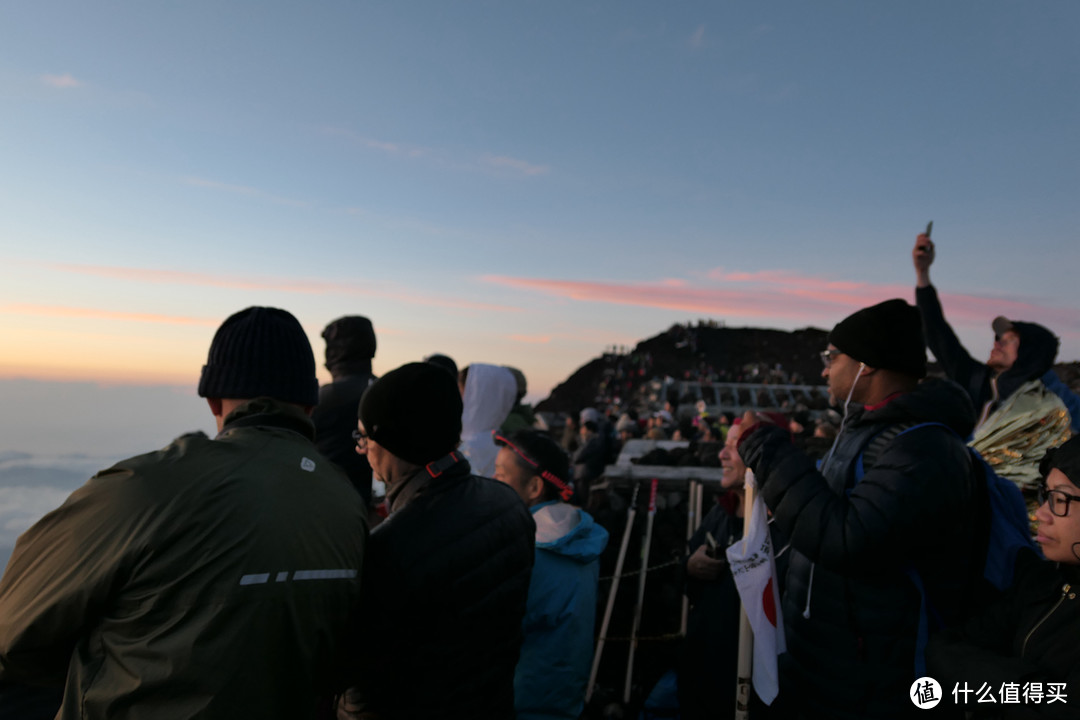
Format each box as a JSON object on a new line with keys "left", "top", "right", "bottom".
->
{"left": 970, "top": 378, "right": 1073, "bottom": 492}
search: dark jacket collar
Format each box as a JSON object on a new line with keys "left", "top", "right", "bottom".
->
{"left": 386, "top": 453, "right": 472, "bottom": 514}
{"left": 847, "top": 377, "right": 977, "bottom": 439}
{"left": 218, "top": 397, "right": 316, "bottom": 442}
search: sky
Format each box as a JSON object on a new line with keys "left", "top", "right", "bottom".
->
{"left": 0, "top": 1, "right": 1077, "bottom": 552}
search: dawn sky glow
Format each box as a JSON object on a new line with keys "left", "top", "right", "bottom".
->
{"left": 1, "top": 1, "right": 1077, "bottom": 435}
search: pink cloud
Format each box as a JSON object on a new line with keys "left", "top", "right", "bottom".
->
{"left": 47, "top": 263, "right": 521, "bottom": 314}
{"left": 483, "top": 275, "right": 825, "bottom": 319}
{"left": 482, "top": 270, "right": 1080, "bottom": 335}
{"left": 41, "top": 73, "right": 81, "bottom": 88}
{"left": 706, "top": 268, "right": 868, "bottom": 292}
{"left": 1, "top": 303, "right": 217, "bottom": 326}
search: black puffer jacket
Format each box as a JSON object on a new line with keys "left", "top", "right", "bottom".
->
{"left": 348, "top": 456, "right": 535, "bottom": 720}
{"left": 927, "top": 552, "right": 1080, "bottom": 719}
{"left": 739, "top": 379, "right": 983, "bottom": 719}
{"left": 915, "top": 285, "right": 1059, "bottom": 412}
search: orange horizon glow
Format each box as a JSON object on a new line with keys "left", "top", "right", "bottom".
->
{"left": 0, "top": 363, "right": 200, "bottom": 387}
{"left": 43, "top": 262, "right": 522, "bottom": 314}
{"left": 1, "top": 304, "right": 219, "bottom": 327}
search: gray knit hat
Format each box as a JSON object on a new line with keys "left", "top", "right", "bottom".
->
{"left": 197, "top": 307, "right": 319, "bottom": 406}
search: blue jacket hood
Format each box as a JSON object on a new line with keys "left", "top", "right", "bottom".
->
{"left": 531, "top": 501, "right": 609, "bottom": 563}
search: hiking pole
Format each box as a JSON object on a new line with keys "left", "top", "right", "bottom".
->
{"left": 680, "top": 479, "right": 697, "bottom": 636}
{"left": 694, "top": 479, "right": 704, "bottom": 534}
{"left": 624, "top": 478, "right": 659, "bottom": 704}
{"left": 734, "top": 474, "right": 755, "bottom": 720}
{"left": 587, "top": 481, "right": 640, "bottom": 703}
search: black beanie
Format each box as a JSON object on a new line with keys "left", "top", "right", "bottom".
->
{"left": 1040, "top": 435, "right": 1080, "bottom": 489}
{"left": 424, "top": 353, "right": 459, "bottom": 379}
{"left": 197, "top": 307, "right": 318, "bottom": 406}
{"left": 359, "top": 362, "right": 462, "bottom": 466}
{"left": 828, "top": 299, "right": 927, "bottom": 378}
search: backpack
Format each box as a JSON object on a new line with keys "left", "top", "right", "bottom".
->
{"left": 855, "top": 421, "right": 1039, "bottom": 676}
{"left": 856, "top": 421, "right": 1037, "bottom": 591}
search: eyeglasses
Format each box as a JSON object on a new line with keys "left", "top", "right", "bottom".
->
{"left": 820, "top": 349, "right": 842, "bottom": 368}
{"left": 1037, "top": 483, "right": 1080, "bottom": 517}
{"left": 351, "top": 429, "right": 369, "bottom": 449}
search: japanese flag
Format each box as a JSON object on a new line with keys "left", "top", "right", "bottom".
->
{"left": 726, "top": 470, "right": 786, "bottom": 705}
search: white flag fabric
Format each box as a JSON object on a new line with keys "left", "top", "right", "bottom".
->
{"left": 726, "top": 471, "right": 786, "bottom": 705}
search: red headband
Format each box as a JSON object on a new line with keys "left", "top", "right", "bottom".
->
{"left": 492, "top": 432, "right": 573, "bottom": 501}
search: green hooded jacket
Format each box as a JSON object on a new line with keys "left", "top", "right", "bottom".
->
{"left": 0, "top": 398, "right": 367, "bottom": 719}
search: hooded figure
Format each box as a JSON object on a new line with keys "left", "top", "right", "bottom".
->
{"left": 312, "top": 315, "right": 378, "bottom": 503}
{"left": 922, "top": 307, "right": 1072, "bottom": 494}
{"left": 914, "top": 237, "right": 1074, "bottom": 495}
{"left": 459, "top": 364, "right": 518, "bottom": 477}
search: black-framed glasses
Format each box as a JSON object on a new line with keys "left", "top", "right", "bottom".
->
{"left": 820, "top": 349, "right": 842, "bottom": 368}
{"left": 351, "top": 429, "right": 369, "bottom": 448}
{"left": 1037, "top": 483, "right": 1080, "bottom": 517}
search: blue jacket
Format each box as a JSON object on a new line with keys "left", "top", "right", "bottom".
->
{"left": 1043, "top": 369, "right": 1080, "bottom": 433}
{"left": 515, "top": 501, "right": 609, "bottom": 720}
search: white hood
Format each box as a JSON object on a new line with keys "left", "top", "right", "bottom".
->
{"left": 459, "top": 363, "right": 518, "bottom": 477}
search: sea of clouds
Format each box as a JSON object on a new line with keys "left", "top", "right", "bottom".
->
{"left": 0, "top": 380, "right": 216, "bottom": 574}
{"left": 0, "top": 451, "right": 119, "bottom": 571}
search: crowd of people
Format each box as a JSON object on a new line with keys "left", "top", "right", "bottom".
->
{"left": 0, "top": 231, "right": 1078, "bottom": 719}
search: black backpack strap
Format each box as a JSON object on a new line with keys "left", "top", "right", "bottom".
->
{"left": 854, "top": 422, "right": 916, "bottom": 484}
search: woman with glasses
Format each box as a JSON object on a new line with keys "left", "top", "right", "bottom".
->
{"left": 927, "top": 435, "right": 1080, "bottom": 718}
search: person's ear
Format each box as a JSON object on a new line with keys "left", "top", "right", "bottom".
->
{"left": 528, "top": 475, "right": 546, "bottom": 504}
{"left": 206, "top": 398, "right": 224, "bottom": 417}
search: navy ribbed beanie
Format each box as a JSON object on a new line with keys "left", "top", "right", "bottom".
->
{"left": 197, "top": 307, "right": 319, "bottom": 406}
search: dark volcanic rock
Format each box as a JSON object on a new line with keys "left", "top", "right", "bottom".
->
{"left": 537, "top": 323, "right": 830, "bottom": 414}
